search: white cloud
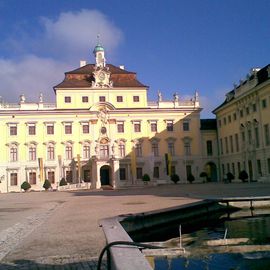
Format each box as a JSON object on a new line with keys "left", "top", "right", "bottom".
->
{"left": 0, "top": 9, "right": 123, "bottom": 103}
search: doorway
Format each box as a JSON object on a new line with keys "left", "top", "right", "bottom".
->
{"left": 100, "top": 165, "right": 111, "bottom": 186}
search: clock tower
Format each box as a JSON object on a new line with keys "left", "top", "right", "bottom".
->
{"left": 93, "top": 43, "right": 106, "bottom": 68}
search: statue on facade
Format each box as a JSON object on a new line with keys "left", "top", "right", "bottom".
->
{"left": 20, "top": 94, "right": 26, "bottom": 103}
{"left": 39, "top": 93, "right": 43, "bottom": 103}
{"left": 173, "top": 92, "right": 179, "bottom": 103}
{"left": 158, "top": 90, "right": 162, "bottom": 102}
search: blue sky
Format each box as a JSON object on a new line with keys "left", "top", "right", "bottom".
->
{"left": 0, "top": 0, "right": 269, "bottom": 117}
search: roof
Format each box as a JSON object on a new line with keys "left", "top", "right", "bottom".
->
{"left": 54, "top": 64, "right": 148, "bottom": 90}
{"left": 200, "top": 119, "right": 217, "bottom": 130}
{"left": 212, "top": 64, "right": 270, "bottom": 113}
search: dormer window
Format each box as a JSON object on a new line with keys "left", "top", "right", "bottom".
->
{"left": 65, "top": 96, "right": 71, "bottom": 103}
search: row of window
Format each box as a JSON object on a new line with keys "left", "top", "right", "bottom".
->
{"left": 8, "top": 120, "right": 191, "bottom": 136}
{"left": 222, "top": 158, "right": 270, "bottom": 178}
{"left": 218, "top": 98, "right": 268, "bottom": 128}
{"left": 9, "top": 140, "right": 192, "bottom": 162}
{"left": 65, "top": 95, "right": 140, "bottom": 103}
{"left": 220, "top": 123, "right": 270, "bottom": 155}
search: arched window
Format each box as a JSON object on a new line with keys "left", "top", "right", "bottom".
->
{"left": 47, "top": 143, "right": 55, "bottom": 160}
{"left": 65, "top": 143, "right": 73, "bottom": 160}
{"left": 83, "top": 143, "right": 91, "bottom": 159}
{"left": 118, "top": 141, "right": 126, "bottom": 158}
{"left": 29, "top": 143, "right": 37, "bottom": 161}
{"left": 10, "top": 144, "right": 18, "bottom": 162}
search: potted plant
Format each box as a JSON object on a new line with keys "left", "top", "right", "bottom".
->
{"left": 21, "top": 181, "right": 31, "bottom": 192}
{"left": 187, "top": 174, "right": 195, "bottom": 184}
{"left": 43, "top": 179, "right": 51, "bottom": 190}
{"left": 226, "top": 172, "right": 234, "bottom": 183}
{"left": 170, "top": 174, "right": 180, "bottom": 184}
{"left": 199, "top": 172, "right": 208, "bottom": 183}
{"left": 59, "top": 177, "right": 67, "bottom": 186}
{"left": 239, "top": 170, "right": 248, "bottom": 182}
{"left": 142, "top": 173, "right": 150, "bottom": 184}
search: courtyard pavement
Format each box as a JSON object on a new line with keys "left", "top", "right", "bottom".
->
{"left": 0, "top": 182, "right": 270, "bottom": 269}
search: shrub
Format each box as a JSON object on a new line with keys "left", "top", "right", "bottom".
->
{"left": 21, "top": 181, "right": 31, "bottom": 191}
{"left": 199, "top": 172, "right": 207, "bottom": 178}
{"left": 187, "top": 174, "right": 195, "bottom": 184}
{"left": 142, "top": 174, "right": 150, "bottom": 182}
{"left": 170, "top": 174, "right": 180, "bottom": 184}
{"left": 226, "top": 172, "right": 234, "bottom": 183}
{"left": 43, "top": 179, "right": 51, "bottom": 190}
{"left": 59, "top": 178, "right": 67, "bottom": 186}
{"left": 239, "top": 170, "right": 248, "bottom": 182}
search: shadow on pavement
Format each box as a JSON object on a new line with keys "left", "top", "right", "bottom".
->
{"left": 0, "top": 259, "right": 106, "bottom": 270}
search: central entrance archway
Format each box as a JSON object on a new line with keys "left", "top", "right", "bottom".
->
{"left": 100, "top": 165, "right": 111, "bottom": 186}
{"left": 205, "top": 162, "right": 218, "bottom": 182}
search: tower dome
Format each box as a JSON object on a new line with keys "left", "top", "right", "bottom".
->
{"left": 93, "top": 44, "right": 105, "bottom": 54}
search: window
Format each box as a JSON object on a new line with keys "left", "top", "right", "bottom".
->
{"left": 206, "top": 140, "right": 213, "bottom": 156}
{"left": 28, "top": 125, "right": 36, "bottom": 135}
{"left": 230, "top": 135, "right": 234, "bottom": 153}
{"left": 10, "top": 173, "right": 18, "bottom": 186}
{"left": 119, "top": 143, "right": 126, "bottom": 158}
{"left": 168, "top": 142, "right": 175, "bottom": 156}
{"left": 254, "top": 127, "right": 260, "bottom": 148}
{"left": 153, "top": 167, "right": 159, "bottom": 178}
{"left": 10, "top": 126, "right": 17, "bottom": 136}
{"left": 241, "top": 131, "right": 245, "bottom": 143}
{"left": 65, "top": 124, "right": 72, "bottom": 134}
{"left": 100, "top": 145, "right": 109, "bottom": 158}
{"left": 29, "top": 172, "right": 36, "bottom": 185}
{"left": 134, "top": 122, "right": 141, "bottom": 132}
{"left": 83, "top": 144, "right": 90, "bottom": 159}
{"left": 268, "top": 158, "right": 270, "bottom": 174}
{"left": 10, "top": 146, "right": 18, "bottom": 162}
{"left": 99, "top": 96, "right": 106, "bottom": 102}
{"left": 47, "top": 145, "right": 55, "bottom": 160}
{"left": 183, "top": 121, "right": 189, "bottom": 131}
{"left": 186, "top": 165, "right": 192, "bottom": 178}
{"left": 184, "top": 142, "right": 191, "bottom": 156}
{"left": 218, "top": 120, "right": 222, "bottom": 127}
{"left": 222, "top": 164, "right": 225, "bottom": 175}
{"left": 136, "top": 167, "right": 143, "bottom": 179}
{"left": 117, "top": 122, "right": 124, "bottom": 133}
{"left": 233, "top": 113, "right": 237, "bottom": 121}
{"left": 223, "top": 118, "right": 227, "bottom": 125}
{"left": 47, "top": 125, "right": 54, "bottom": 135}
{"left": 82, "top": 124, "right": 89, "bottom": 134}
{"left": 82, "top": 96, "right": 88, "bottom": 103}
{"left": 150, "top": 122, "right": 157, "bottom": 132}
{"left": 171, "top": 165, "right": 176, "bottom": 175}
{"left": 253, "top": 103, "right": 257, "bottom": 112}
{"left": 220, "top": 138, "right": 223, "bottom": 155}
{"left": 257, "top": 159, "right": 262, "bottom": 176}
{"left": 29, "top": 146, "right": 36, "bottom": 161}
{"left": 262, "top": 99, "right": 267, "bottom": 108}
{"left": 167, "top": 121, "right": 174, "bottom": 132}
{"left": 264, "top": 124, "right": 270, "bottom": 146}
{"left": 117, "top": 96, "right": 123, "bottom": 102}
{"left": 240, "top": 110, "right": 243, "bottom": 118}
{"left": 133, "top": 96, "right": 139, "bottom": 102}
{"left": 65, "top": 145, "right": 73, "bottom": 160}
{"left": 228, "top": 115, "right": 231, "bottom": 123}
{"left": 48, "top": 171, "right": 55, "bottom": 184}
{"left": 248, "top": 129, "right": 252, "bottom": 144}
{"left": 246, "top": 107, "right": 249, "bottom": 115}
{"left": 65, "top": 96, "right": 71, "bottom": 103}
{"left": 237, "top": 162, "right": 241, "bottom": 175}
{"left": 119, "top": 168, "right": 126, "bottom": 180}
{"left": 66, "top": 170, "right": 72, "bottom": 183}
{"left": 234, "top": 134, "right": 239, "bottom": 152}
{"left": 152, "top": 142, "right": 159, "bottom": 157}
{"left": 225, "top": 137, "right": 229, "bottom": 154}
{"left": 227, "top": 163, "right": 230, "bottom": 173}
{"left": 232, "top": 163, "right": 235, "bottom": 176}
{"left": 135, "top": 143, "right": 142, "bottom": 157}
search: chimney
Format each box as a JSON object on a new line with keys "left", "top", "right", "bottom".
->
{"left": 119, "top": 65, "right": 125, "bottom": 70}
{"left": 80, "top": 60, "right": 87, "bottom": 67}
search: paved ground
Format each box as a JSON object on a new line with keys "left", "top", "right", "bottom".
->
{"left": 0, "top": 182, "right": 270, "bottom": 269}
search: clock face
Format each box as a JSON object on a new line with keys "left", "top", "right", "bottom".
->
{"left": 99, "top": 72, "right": 105, "bottom": 81}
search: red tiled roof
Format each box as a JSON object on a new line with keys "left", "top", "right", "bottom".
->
{"left": 54, "top": 64, "right": 147, "bottom": 90}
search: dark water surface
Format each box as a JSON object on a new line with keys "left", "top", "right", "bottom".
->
{"left": 144, "top": 209, "right": 270, "bottom": 270}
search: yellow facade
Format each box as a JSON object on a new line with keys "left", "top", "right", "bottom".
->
{"left": 213, "top": 66, "right": 270, "bottom": 182}
{"left": 0, "top": 44, "right": 217, "bottom": 193}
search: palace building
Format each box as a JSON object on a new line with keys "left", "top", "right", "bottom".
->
{"left": 213, "top": 65, "right": 270, "bottom": 182}
{"left": 0, "top": 44, "right": 219, "bottom": 192}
